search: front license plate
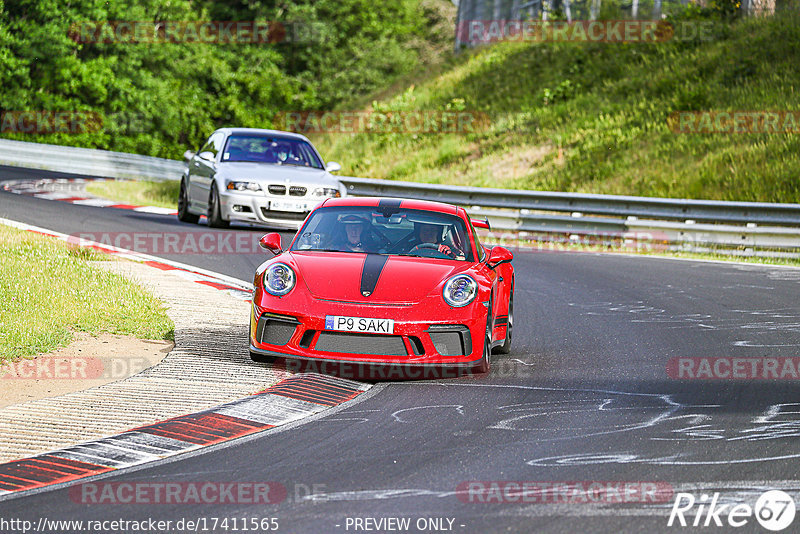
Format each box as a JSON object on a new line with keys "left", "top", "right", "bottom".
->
{"left": 269, "top": 199, "right": 309, "bottom": 212}
{"left": 325, "top": 315, "right": 395, "bottom": 334}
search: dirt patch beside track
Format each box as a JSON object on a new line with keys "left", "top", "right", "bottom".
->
{"left": 0, "top": 333, "right": 173, "bottom": 409}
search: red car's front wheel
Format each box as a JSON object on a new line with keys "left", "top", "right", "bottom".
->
{"left": 472, "top": 304, "right": 492, "bottom": 374}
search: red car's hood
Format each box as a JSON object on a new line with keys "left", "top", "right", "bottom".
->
{"left": 291, "top": 252, "right": 467, "bottom": 304}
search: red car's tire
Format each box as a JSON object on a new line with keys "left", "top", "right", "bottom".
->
{"left": 250, "top": 351, "right": 277, "bottom": 364}
{"left": 494, "top": 289, "right": 513, "bottom": 355}
{"left": 472, "top": 304, "right": 492, "bottom": 374}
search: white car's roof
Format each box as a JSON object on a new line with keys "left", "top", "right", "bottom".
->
{"left": 214, "top": 127, "right": 311, "bottom": 142}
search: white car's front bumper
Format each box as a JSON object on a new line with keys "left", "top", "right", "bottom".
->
{"left": 219, "top": 190, "right": 328, "bottom": 229}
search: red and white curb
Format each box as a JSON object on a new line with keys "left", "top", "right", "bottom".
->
{"left": 0, "top": 374, "right": 370, "bottom": 498}
{"left": 0, "top": 217, "right": 253, "bottom": 301}
{"left": 2, "top": 177, "right": 178, "bottom": 216}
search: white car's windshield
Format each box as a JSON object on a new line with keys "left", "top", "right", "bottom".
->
{"left": 292, "top": 206, "right": 475, "bottom": 261}
{"left": 221, "top": 135, "right": 324, "bottom": 169}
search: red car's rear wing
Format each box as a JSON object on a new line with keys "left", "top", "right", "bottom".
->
{"left": 471, "top": 217, "right": 491, "bottom": 230}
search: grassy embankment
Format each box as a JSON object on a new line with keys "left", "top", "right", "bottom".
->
{"left": 0, "top": 225, "right": 174, "bottom": 362}
{"left": 312, "top": 12, "right": 800, "bottom": 203}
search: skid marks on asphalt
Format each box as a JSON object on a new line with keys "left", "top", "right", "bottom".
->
{"left": 312, "top": 382, "right": 800, "bottom": 468}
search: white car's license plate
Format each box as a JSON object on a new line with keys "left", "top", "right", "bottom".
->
{"left": 325, "top": 315, "right": 395, "bottom": 334}
{"left": 269, "top": 199, "right": 309, "bottom": 212}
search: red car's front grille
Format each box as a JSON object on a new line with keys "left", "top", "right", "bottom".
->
{"left": 314, "top": 332, "right": 408, "bottom": 356}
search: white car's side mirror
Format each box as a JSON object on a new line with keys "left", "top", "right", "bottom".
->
{"left": 198, "top": 151, "right": 215, "bottom": 162}
{"left": 326, "top": 161, "right": 341, "bottom": 173}
{"left": 183, "top": 150, "right": 195, "bottom": 162}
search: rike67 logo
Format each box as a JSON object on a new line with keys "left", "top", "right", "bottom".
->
{"left": 668, "top": 490, "right": 796, "bottom": 531}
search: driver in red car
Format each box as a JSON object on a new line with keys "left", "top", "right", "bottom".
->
{"left": 339, "top": 214, "right": 369, "bottom": 252}
{"left": 409, "top": 222, "right": 461, "bottom": 258}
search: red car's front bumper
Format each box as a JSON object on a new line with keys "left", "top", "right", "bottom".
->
{"left": 249, "top": 293, "right": 490, "bottom": 374}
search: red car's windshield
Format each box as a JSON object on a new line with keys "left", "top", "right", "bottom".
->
{"left": 292, "top": 206, "right": 475, "bottom": 261}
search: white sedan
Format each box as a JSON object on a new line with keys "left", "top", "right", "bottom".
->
{"left": 178, "top": 128, "right": 346, "bottom": 229}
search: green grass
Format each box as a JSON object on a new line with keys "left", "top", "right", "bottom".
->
{"left": 86, "top": 179, "right": 179, "bottom": 210}
{"left": 0, "top": 225, "right": 174, "bottom": 362}
{"left": 313, "top": 12, "right": 800, "bottom": 203}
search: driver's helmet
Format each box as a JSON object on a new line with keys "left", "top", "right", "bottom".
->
{"left": 415, "top": 221, "right": 441, "bottom": 241}
{"left": 274, "top": 142, "right": 291, "bottom": 162}
{"left": 258, "top": 141, "right": 277, "bottom": 162}
{"left": 340, "top": 214, "right": 367, "bottom": 226}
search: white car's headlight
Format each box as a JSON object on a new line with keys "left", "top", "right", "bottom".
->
{"left": 263, "top": 263, "right": 296, "bottom": 296}
{"left": 313, "top": 187, "right": 341, "bottom": 198}
{"left": 442, "top": 274, "right": 477, "bottom": 307}
{"left": 226, "top": 180, "right": 262, "bottom": 193}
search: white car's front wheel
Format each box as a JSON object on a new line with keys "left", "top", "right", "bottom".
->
{"left": 177, "top": 179, "right": 200, "bottom": 224}
{"left": 207, "top": 184, "right": 230, "bottom": 228}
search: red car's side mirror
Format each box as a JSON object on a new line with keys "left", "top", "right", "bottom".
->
{"left": 259, "top": 233, "right": 282, "bottom": 255}
{"left": 487, "top": 246, "right": 513, "bottom": 268}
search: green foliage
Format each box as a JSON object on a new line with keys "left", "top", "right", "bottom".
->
{"left": 0, "top": 0, "right": 454, "bottom": 159}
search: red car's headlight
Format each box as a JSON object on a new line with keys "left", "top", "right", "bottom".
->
{"left": 263, "top": 263, "right": 296, "bottom": 296}
{"left": 442, "top": 274, "right": 477, "bottom": 307}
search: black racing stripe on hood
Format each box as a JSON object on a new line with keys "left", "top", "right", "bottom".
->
{"left": 378, "top": 199, "right": 402, "bottom": 208}
{"left": 360, "top": 254, "right": 388, "bottom": 296}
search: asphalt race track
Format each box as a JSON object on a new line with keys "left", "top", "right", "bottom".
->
{"left": 2, "top": 165, "right": 800, "bottom": 533}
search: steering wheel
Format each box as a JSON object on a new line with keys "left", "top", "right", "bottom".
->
{"left": 409, "top": 242, "right": 453, "bottom": 258}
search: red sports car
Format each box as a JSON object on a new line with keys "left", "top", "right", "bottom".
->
{"left": 249, "top": 197, "right": 514, "bottom": 378}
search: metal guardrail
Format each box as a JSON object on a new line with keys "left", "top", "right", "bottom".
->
{"left": 340, "top": 177, "right": 800, "bottom": 257}
{"left": 339, "top": 176, "right": 800, "bottom": 226}
{"left": 0, "top": 138, "right": 184, "bottom": 182}
{"left": 1, "top": 138, "right": 799, "bottom": 257}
